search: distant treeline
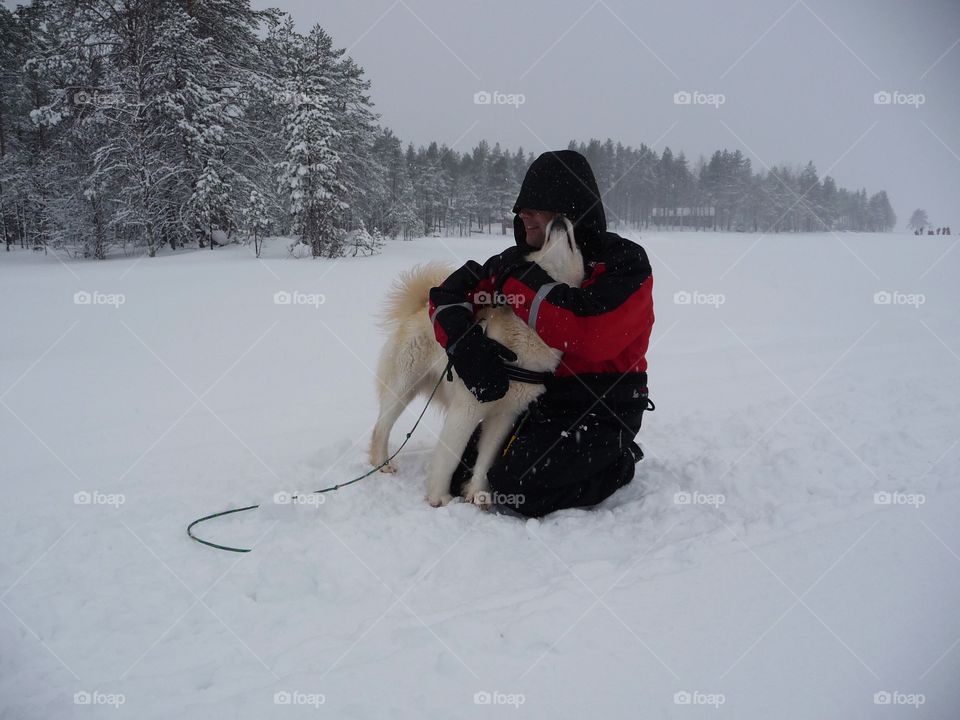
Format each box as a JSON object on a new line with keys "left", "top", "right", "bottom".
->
{"left": 403, "top": 141, "right": 897, "bottom": 236}
{"left": 0, "top": 0, "right": 896, "bottom": 260}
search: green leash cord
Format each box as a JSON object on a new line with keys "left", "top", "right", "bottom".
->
{"left": 187, "top": 359, "right": 453, "bottom": 553}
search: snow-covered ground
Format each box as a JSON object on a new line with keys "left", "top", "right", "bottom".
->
{"left": 1, "top": 231, "right": 959, "bottom": 719}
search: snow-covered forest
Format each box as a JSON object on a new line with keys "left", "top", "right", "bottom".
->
{"left": 0, "top": 0, "right": 897, "bottom": 260}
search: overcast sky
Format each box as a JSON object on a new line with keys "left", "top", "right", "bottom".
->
{"left": 248, "top": 0, "right": 959, "bottom": 229}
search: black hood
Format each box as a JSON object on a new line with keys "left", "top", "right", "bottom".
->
{"left": 512, "top": 150, "right": 607, "bottom": 254}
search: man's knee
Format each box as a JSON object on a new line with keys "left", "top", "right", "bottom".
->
{"left": 488, "top": 443, "right": 636, "bottom": 517}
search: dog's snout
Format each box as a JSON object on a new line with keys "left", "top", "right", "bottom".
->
{"left": 544, "top": 217, "right": 576, "bottom": 252}
{"left": 546, "top": 216, "right": 569, "bottom": 238}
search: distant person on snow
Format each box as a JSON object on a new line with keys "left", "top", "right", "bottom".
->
{"left": 428, "top": 150, "right": 655, "bottom": 517}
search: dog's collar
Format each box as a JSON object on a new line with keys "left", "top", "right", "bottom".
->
{"left": 444, "top": 360, "right": 552, "bottom": 386}
{"left": 503, "top": 364, "right": 554, "bottom": 385}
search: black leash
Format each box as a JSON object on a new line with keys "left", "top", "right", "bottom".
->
{"left": 187, "top": 358, "right": 454, "bottom": 553}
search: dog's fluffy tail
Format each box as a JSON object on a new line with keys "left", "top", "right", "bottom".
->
{"left": 377, "top": 261, "right": 456, "bottom": 329}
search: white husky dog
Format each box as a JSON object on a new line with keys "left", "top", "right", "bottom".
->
{"left": 369, "top": 216, "right": 586, "bottom": 507}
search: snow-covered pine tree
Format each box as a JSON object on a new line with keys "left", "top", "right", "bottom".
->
{"left": 7, "top": 0, "right": 87, "bottom": 253}
{"left": 349, "top": 219, "right": 372, "bottom": 256}
{"left": 316, "top": 29, "right": 379, "bottom": 236}
{"left": 370, "top": 225, "right": 384, "bottom": 254}
{"left": 867, "top": 191, "right": 896, "bottom": 232}
{"left": 0, "top": 5, "right": 31, "bottom": 251}
{"left": 272, "top": 20, "right": 346, "bottom": 258}
{"left": 175, "top": 0, "right": 279, "bottom": 250}
{"left": 242, "top": 188, "right": 271, "bottom": 257}
{"left": 797, "top": 161, "right": 823, "bottom": 232}
{"left": 87, "top": 8, "right": 197, "bottom": 256}
{"left": 908, "top": 209, "right": 928, "bottom": 233}
{"left": 818, "top": 175, "right": 839, "bottom": 231}
{"left": 149, "top": 6, "right": 246, "bottom": 250}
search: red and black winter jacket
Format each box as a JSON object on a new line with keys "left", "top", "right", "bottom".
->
{"left": 429, "top": 150, "right": 655, "bottom": 411}
{"left": 428, "top": 233, "right": 654, "bottom": 407}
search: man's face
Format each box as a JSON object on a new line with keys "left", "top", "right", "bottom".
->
{"left": 518, "top": 208, "right": 558, "bottom": 248}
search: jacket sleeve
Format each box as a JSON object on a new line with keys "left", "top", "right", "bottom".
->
{"left": 500, "top": 239, "right": 654, "bottom": 362}
{"left": 428, "top": 247, "right": 521, "bottom": 350}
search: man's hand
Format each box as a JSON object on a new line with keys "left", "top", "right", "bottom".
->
{"left": 448, "top": 326, "right": 517, "bottom": 403}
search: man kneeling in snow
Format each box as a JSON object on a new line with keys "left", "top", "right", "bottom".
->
{"left": 428, "top": 150, "right": 655, "bottom": 517}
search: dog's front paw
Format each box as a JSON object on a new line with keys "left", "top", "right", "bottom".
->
{"left": 463, "top": 483, "right": 492, "bottom": 510}
{"left": 378, "top": 462, "right": 398, "bottom": 474}
{"left": 427, "top": 493, "right": 454, "bottom": 508}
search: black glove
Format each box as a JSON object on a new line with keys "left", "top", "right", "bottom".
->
{"left": 448, "top": 325, "right": 517, "bottom": 403}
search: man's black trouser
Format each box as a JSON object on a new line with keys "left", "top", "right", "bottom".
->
{"left": 449, "top": 374, "right": 650, "bottom": 517}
